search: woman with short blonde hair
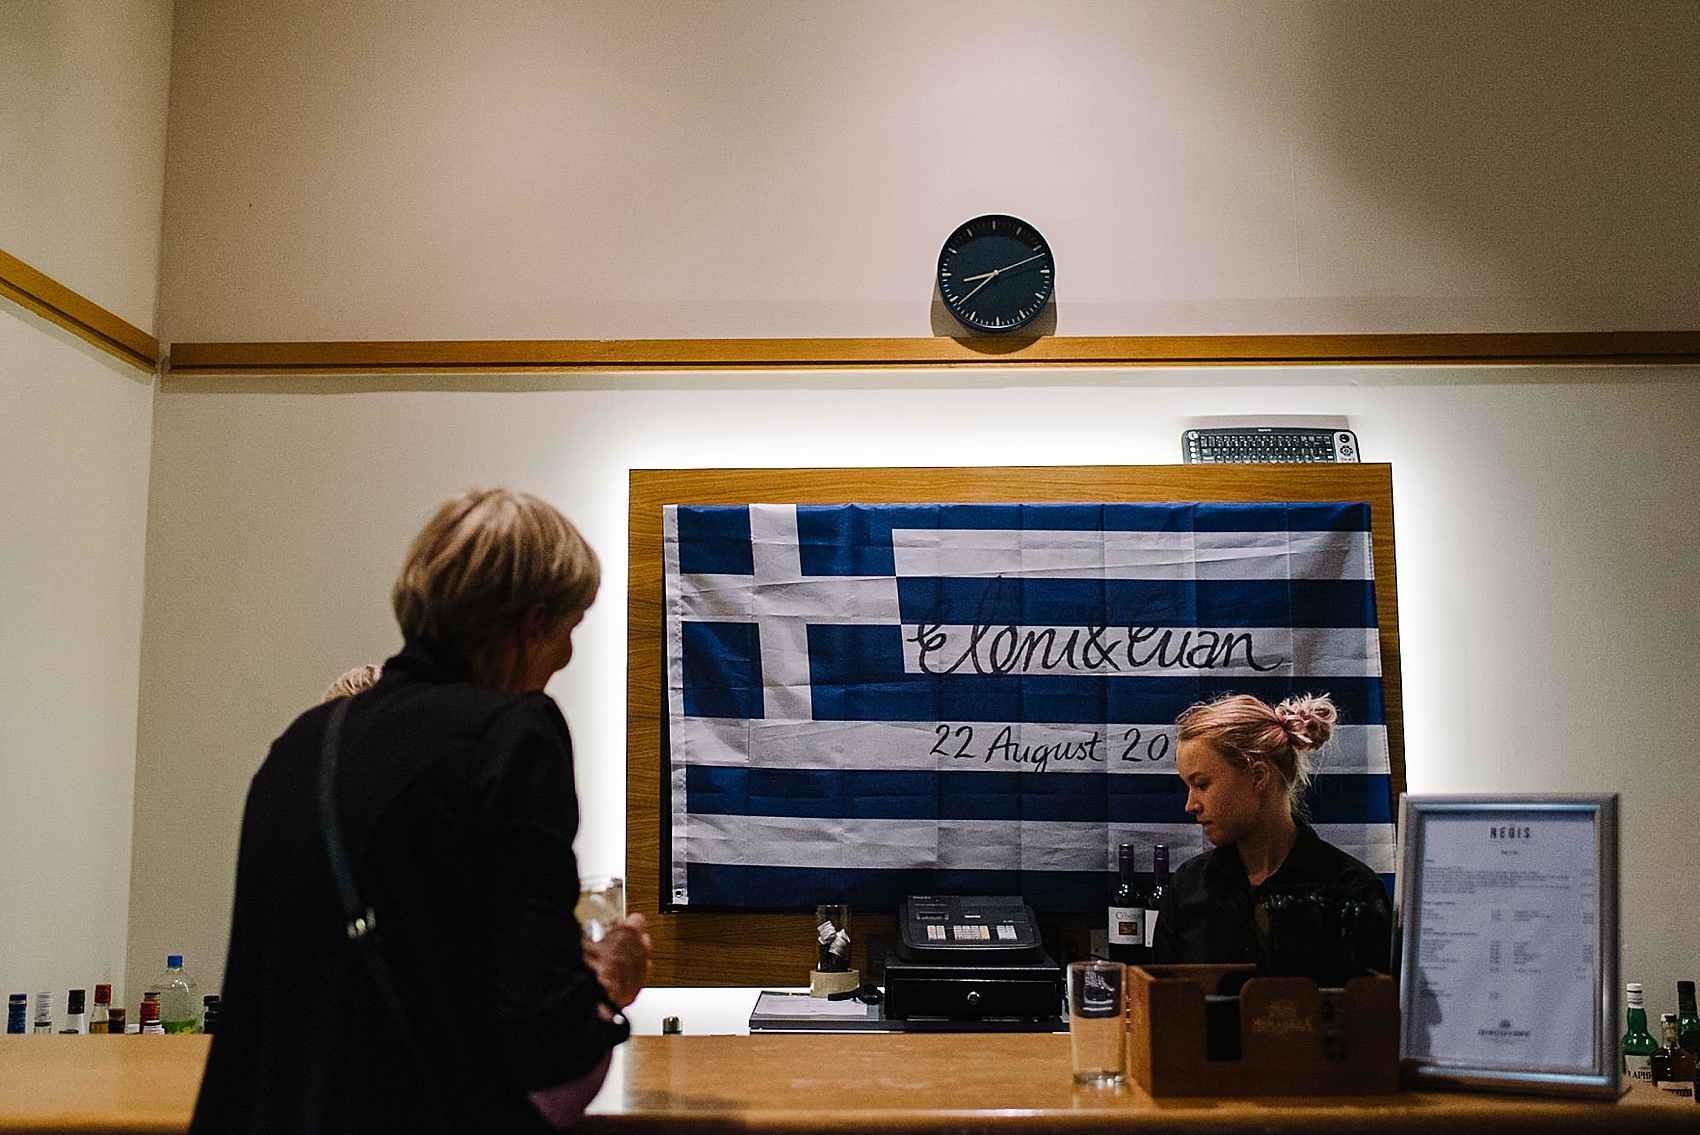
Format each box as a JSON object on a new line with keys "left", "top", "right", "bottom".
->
{"left": 392, "top": 488, "right": 601, "bottom": 688}
{"left": 195, "top": 488, "right": 647, "bottom": 1134}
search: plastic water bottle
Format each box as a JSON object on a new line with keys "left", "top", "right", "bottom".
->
{"left": 157, "top": 955, "right": 199, "bottom": 1034}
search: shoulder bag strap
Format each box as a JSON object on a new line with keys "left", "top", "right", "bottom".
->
{"left": 317, "top": 696, "right": 459, "bottom": 1135}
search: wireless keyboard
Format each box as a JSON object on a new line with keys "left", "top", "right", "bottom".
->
{"left": 1182, "top": 427, "right": 1359, "bottom": 464}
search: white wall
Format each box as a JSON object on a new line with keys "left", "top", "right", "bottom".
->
{"left": 0, "top": 1, "right": 170, "bottom": 1012}
{"left": 107, "top": 0, "right": 1700, "bottom": 1014}
{"left": 135, "top": 369, "right": 1700, "bottom": 1008}
{"left": 157, "top": 0, "right": 1700, "bottom": 343}
{"left": 0, "top": 0, "right": 173, "bottom": 330}
{"left": 0, "top": 310, "right": 155, "bottom": 1011}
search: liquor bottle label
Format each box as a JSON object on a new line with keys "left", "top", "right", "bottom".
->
{"left": 1624, "top": 1054, "right": 1653, "bottom": 1080}
{"left": 1108, "top": 906, "right": 1144, "bottom": 946}
{"left": 1653, "top": 1079, "right": 1694, "bottom": 1097}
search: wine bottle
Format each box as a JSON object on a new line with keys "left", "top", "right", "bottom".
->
{"left": 1107, "top": 843, "right": 1146, "bottom": 964}
{"left": 1144, "top": 844, "right": 1171, "bottom": 951}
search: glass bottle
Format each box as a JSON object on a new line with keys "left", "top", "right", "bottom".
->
{"left": 1678, "top": 981, "right": 1699, "bottom": 1060}
{"left": 106, "top": 1006, "right": 127, "bottom": 1035}
{"left": 1652, "top": 1013, "right": 1697, "bottom": 1097}
{"left": 1623, "top": 983, "right": 1658, "bottom": 1084}
{"left": 1144, "top": 844, "right": 1171, "bottom": 951}
{"left": 1107, "top": 843, "right": 1146, "bottom": 964}
{"left": 138, "top": 991, "right": 164, "bottom": 1035}
{"left": 32, "top": 992, "right": 52, "bottom": 1034}
{"left": 64, "top": 989, "right": 87, "bottom": 1034}
{"left": 6, "top": 993, "right": 26, "bottom": 1034}
{"left": 88, "top": 984, "right": 112, "bottom": 1034}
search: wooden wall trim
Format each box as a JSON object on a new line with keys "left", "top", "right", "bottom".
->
{"left": 0, "top": 249, "right": 159, "bottom": 371}
{"left": 167, "top": 331, "right": 1700, "bottom": 376}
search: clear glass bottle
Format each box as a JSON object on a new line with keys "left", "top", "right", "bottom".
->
{"left": 1623, "top": 983, "right": 1658, "bottom": 1084}
{"left": 1652, "top": 1013, "right": 1697, "bottom": 1097}
{"left": 64, "top": 989, "right": 87, "bottom": 1034}
{"left": 1107, "top": 843, "right": 1146, "bottom": 964}
{"left": 32, "top": 991, "right": 52, "bottom": 1034}
{"left": 88, "top": 984, "right": 112, "bottom": 1034}
{"left": 1144, "top": 844, "right": 1171, "bottom": 950}
{"left": 156, "top": 955, "right": 199, "bottom": 1033}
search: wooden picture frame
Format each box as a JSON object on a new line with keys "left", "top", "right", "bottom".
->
{"left": 628, "top": 465, "right": 1404, "bottom": 986}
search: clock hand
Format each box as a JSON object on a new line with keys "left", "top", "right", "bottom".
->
{"left": 951, "top": 253, "right": 1049, "bottom": 304}
{"left": 989, "top": 251, "right": 1047, "bottom": 275}
{"left": 957, "top": 273, "right": 998, "bottom": 303}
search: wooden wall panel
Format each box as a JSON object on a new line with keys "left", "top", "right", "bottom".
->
{"left": 628, "top": 465, "right": 1401, "bottom": 987}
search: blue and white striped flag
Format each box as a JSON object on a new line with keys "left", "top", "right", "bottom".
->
{"left": 663, "top": 501, "right": 1394, "bottom": 912}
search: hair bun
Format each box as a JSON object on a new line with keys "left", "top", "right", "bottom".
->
{"left": 1274, "top": 694, "right": 1337, "bottom": 750}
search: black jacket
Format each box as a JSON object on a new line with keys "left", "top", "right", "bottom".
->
{"left": 1152, "top": 821, "right": 1391, "bottom": 976}
{"left": 191, "top": 641, "right": 616, "bottom": 1134}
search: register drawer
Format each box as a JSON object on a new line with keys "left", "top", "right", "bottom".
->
{"left": 883, "top": 952, "right": 1063, "bottom": 1021}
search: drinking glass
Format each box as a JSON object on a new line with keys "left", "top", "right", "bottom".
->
{"left": 575, "top": 875, "right": 625, "bottom": 942}
{"left": 1068, "top": 960, "right": 1127, "bottom": 1087}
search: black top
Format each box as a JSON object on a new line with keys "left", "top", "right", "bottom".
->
{"left": 191, "top": 641, "right": 618, "bottom": 1135}
{"left": 1151, "top": 821, "right": 1392, "bottom": 976}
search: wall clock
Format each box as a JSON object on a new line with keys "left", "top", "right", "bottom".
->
{"left": 937, "top": 214, "right": 1055, "bottom": 334}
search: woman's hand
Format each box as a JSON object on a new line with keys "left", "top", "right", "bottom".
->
{"left": 582, "top": 912, "right": 651, "bottom": 1009}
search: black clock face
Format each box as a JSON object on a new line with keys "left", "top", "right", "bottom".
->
{"left": 937, "top": 214, "right": 1055, "bottom": 334}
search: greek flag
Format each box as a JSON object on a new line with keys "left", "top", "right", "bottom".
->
{"left": 663, "top": 501, "right": 1395, "bottom": 912}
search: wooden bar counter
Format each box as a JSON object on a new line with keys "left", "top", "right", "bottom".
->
{"left": 2, "top": 1033, "right": 1693, "bottom": 1134}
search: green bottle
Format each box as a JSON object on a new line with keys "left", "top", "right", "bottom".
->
{"left": 1677, "top": 981, "right": 1699, "bottom": 1059}
{"left": 1622, "top": 983, "right": 1658, "bottom": 1084}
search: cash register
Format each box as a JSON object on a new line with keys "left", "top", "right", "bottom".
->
{"left": 882, "top": 895, "right": 1063, "bottom": 1024}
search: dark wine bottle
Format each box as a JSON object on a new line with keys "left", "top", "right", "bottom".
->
{"left": 1107, "top": 843, "right": 1147, "bottom": 964}
{"left": 1144, "top": 843, "right": 1171, "bottom": 954}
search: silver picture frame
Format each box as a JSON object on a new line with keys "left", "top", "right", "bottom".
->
{"left": 1395, "top": 794, "right": 1620, "bottom": 1098}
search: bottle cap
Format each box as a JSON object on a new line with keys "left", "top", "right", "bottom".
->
{"left": 167, "top": 955, "right": 183, "bottom": 968}
{"left": 7, "top": 994, "right": 24, "bottom": 1003}
{"left": 68, "top": 989, "right": 86, "bottom": 1013}
{"left": 94, "top": 984, "right": 112, "bottom": 1003}
{"left": 203, "top": 994, "right": 221, "bottom": 1006}
{"left": 662, "top": 1015, "right": 683, "bottom": 1034}
{"left": 1663, "top": 1012, "right": 1677, "bottom": 1022}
